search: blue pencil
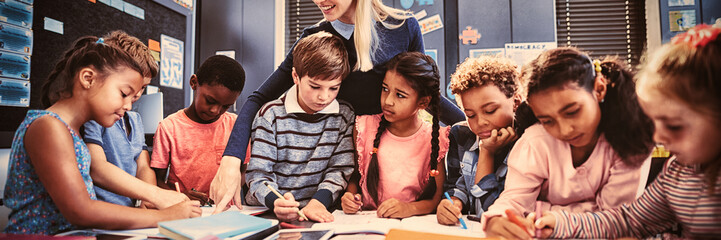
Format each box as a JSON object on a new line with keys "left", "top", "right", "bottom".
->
{"left": 444, "top": 192, "right": 467, "bottom": 229}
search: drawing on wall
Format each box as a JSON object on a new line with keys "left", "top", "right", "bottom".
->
{"left": 160, "top": 34, "right": 184, "bottom": 89}
{"left": 469, "top": 48, "right": 504, "bottom": 58}
{"left": 668, "top": 0, "right": 694, "bottom": 6}
{"left": 459, "top": 26, "right": 481, "bottom": 45}
{"left": 669, "top": 10, "right": 696, "bottom": 32}
{"left": 419, "top": 14, "right": 443, "bottom": 35}
{"left": 418, "top": 0, "right": 433, "bottom": 6}
{"left": 401, "top": 0, "right": 413, "bottom": 9}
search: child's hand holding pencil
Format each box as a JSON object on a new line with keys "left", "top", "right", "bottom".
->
{"left": 264, "top": 181, "right": 308, "bottom": 222}
{"left": 340, "top": 192, "right": 363, "bottom": 214}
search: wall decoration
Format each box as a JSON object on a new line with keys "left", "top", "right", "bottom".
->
{"left": 419, "top": 14, "right": 443, "bottom": 35}
{"left": 160, "top": 34, "right": 184, "bottom": 89}
{"left": 669, "top": 10, "right": 696, "bottom": 31}
{"left": 459, "top": 26, "right": 481, "bottom": 45}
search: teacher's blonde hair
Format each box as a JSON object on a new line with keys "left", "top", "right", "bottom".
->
{"left": 354, "top": 0, "right": 413, "bottom": 71}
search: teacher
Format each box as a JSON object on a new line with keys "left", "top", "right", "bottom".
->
{"left": 209, "top": 0, "right": 464, "bottom": 213}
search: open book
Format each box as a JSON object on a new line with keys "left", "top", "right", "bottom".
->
{"left": 311, "top": 210, "right": 485, "bottom": 237}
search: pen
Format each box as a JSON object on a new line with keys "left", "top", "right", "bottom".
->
{"left": 354, "top": 194, "right": 362, "bottom": 212}
{"left": 535, "top": 201, "right": 542, "bottom": 238}
{"left": 263, "top": 181, "right": 308, "bottom": 221}
{"left": 505, "top": 209, "right": 531, "bottom": 237}
{"left": 174, "top": 182, "right": 181, "bottom": 193}
{"left": 444, "top": 192, "right": 467, "bottom": 229}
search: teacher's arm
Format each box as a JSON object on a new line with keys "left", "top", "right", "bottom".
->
{"left": 211, "top": 30, "right": 306, "bottom": 213}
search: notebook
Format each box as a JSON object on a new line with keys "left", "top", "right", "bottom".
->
{"left": 311, "top": 210, "right": 485, "bottom": 237}
{"left": 158, "top": 211, "right": 274, "bottom": 240}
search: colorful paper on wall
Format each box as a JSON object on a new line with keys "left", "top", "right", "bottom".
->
{"left": 110, "top": 0, "right": 124, "bottom": 11}
{"left": 469, "top": 48, "right": 504, "bottom": 58}
{"left": 148, "top": 39, "right": 160, "bottom": 52}
{"left": 669, "top": 10, "right": 696, "bottom": 32}
{"left": 0, "top": 22, "right": 33, "bottom": 54}
{"left": 43, "top": 17, "right": 63, "bottom": 35}
{"left": 424, "top": 49, "right": 437, "bottom": 63}
{"left": 0, "top": 0, "right": 33, "bottom": 28}
{"left": 419, "top": 14, "right": 443, "bottom": 35}
{"left": 0, "top": 78, "right": 29, "bottom": 107}
{"left": 0, "top": 50, "right": 30, "bottom": 79}
{"left": 668, "top": 0, "right": 694, "bottom": 6}
{"left": 160, "top": 34, "right": 184, "bottom": 89}
{"left": 123, "top": 2, "right": 145, "bottom": 20}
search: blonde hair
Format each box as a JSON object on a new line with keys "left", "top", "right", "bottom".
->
{"left": 636, "top": 25, "right": 721, "bottom": 192}
{"left": 353, "top": 0, "right": 413, "bottom": 72}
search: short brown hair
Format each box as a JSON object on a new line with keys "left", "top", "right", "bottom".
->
{"left": 449, "top": 56, "right": 519, "bottom": 98}
{"left": 102, "top": 30, "right": 159, "bottom": 78}
{"left": 292, "top": 31, "right": 349, "bottom": 81}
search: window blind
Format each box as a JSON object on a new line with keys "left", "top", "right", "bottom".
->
{"left": 556, "top": 0, "right": 647, "bottom": 65}
{"left": 285, "top": 0, "right": 325, "bottom": 53}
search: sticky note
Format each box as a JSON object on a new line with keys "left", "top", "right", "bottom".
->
{"left": 148, "top": 39, "right": 160, "bottom": 52}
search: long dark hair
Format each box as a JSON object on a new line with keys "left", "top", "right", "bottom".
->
{"left": 366, "top": 52, "right": 441, "bottom": 205}
{"left": 41, "top": 35, "right": 142, "bottom": 108}
{"left": 522, "top": 47, "right": 654, "bottom": 165}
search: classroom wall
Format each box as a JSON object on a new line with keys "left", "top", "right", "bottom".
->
{"left": 195, "top": 0, "right": 276, "bottom": 113}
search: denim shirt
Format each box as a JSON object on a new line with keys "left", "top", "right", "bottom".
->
{"left": 445, "top": 122, "right": 509, "bottom": 218}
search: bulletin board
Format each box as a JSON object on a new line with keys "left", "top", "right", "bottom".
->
{"left": 0, "top": 0, "right": 192, "bottom": 143}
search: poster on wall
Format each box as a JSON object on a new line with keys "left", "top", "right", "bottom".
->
{"left": 160, "top": 34, "right": 184, "bottom": 89}
{"left": 0, "top": 78, "right": 30, "bottom": 107}
{"left": 0, "top": 0, "right": 33, "bottom": 28}
{"left": 668, "top": 0, "right": 694, "bottom": 6}
{"left": 504, "top": 42, "right": 557, "bottom": 67}
{"left": 0, "top": 50, "right": 30, "bottom": 80}
{"left": 0, "top": 22, "right": 33, "bottom": 54}
{"left": 669, "top": 10, "right": 696, "bottom": 32}
{"left": 419, "top": 14, "right": 443, "bottom": 35}
{"left": 469, "top": 48, "right": 504, "bottom": 58}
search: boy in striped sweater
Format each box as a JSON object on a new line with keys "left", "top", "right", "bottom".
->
{"left": 534, "top": 24, "right": 721, "bottom": 239}
{"left": 245, "top": 31, "right": 354, "bottom": 223}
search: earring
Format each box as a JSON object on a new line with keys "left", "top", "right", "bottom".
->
{"left": 601, "top": 98, "right": 605, "bottom": 103}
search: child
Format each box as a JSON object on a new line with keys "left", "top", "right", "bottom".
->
{"left": 150, "top": 55, "right": 245, "bottom": 204}
{"left": 436, "top": 56, "right": 528, "bottom": 225}
{"left": 244, "top": 31, "right": 353, "bottom": 223}
{"left": 535, "top": 24, "right": 721, "bottom": 239}
{"left": 483, "top": 47, "right": 656, "bottom": 239}
{"left": 83, "top": 31, "right": 186, "bottom": 209}
{"left": 340, "top": 52, "right": 449, "bottom": 219}
{"left": 3, "top": 35, "right": 200, "bottom": 235}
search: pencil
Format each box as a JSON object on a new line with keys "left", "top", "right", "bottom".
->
{"left": 263, "top": 181, "right": 308, "bottom": 221}
{"left": 444, "top": 192, "right": 467, "bottom": 229}
{"left": 535, "top": 201, "right": 542, "bottom": 238}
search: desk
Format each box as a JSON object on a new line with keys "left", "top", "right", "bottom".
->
{"left": 69, "top": 208, "right": 486, "bottom": 240}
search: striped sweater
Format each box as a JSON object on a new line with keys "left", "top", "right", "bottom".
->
{"left": 550, "top": 158, "right": 721, "bottom": 239}
{"left": 245, "top": 94, "right": 355, "bottom": 210}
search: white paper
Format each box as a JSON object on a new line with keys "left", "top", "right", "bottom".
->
{"left": 43, "top": 17, "right": 63, "bottom": 35}
{"left": 160, "top": 34, "right": 184, "bottom": 89}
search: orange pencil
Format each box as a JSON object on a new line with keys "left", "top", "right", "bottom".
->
{"left": 505, "top": 209, "right": 531, "bottom": 237}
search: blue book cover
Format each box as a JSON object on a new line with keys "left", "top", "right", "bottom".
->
{"left": 158, "top": 211, "right": 273, "bottom": 240}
